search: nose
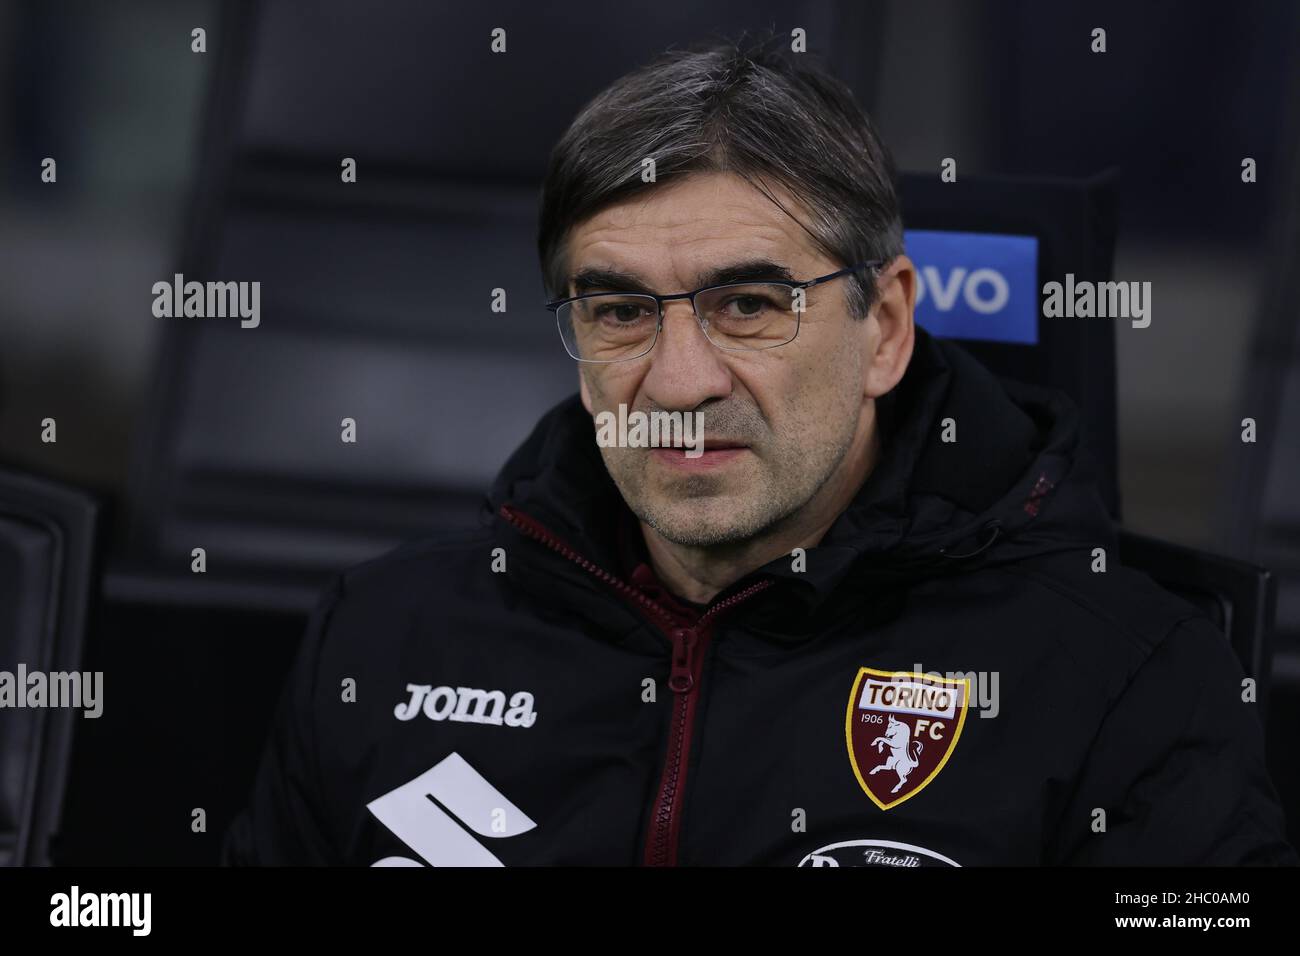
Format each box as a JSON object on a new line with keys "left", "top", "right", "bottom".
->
{"left": 641, "top": 297, "right": 733, "bottom": 411}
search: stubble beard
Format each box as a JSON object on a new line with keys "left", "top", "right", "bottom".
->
{"left": 598, "top": 424, "right": 858, "bottom": 549}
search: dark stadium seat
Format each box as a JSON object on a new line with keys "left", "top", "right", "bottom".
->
{"left": 0, "top": 466, "right": 100, "bottom": 866}
{"left": 1119, "top": 530, "right": 1277, "bottom": 713}
{"left": 899, "top": 170, "right": 1121, "bottom": 518}
{"left": 1219, "top": 101, "right": 1300, "bottom": 836}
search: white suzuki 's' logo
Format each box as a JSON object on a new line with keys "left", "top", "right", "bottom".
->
{"left": 393, "top": 683, "right": 537, "bottom": 728}
{"left": 368, "top": 752, "right": 537, "bottom": 867}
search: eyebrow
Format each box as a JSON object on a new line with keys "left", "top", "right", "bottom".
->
{"left": 569, "top": 258, "right": 798, "bottom": 296}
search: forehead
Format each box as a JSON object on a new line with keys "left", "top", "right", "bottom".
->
{"left": 563, "top": 172, "right": 825, "bottom": 283}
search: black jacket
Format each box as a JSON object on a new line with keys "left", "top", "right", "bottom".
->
{"left": 224, "top": 327, "right": 1296, "bottom": 866}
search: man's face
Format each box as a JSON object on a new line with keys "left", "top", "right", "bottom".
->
{"left": 566, "top": 171, "right": 900, "bottom": 548}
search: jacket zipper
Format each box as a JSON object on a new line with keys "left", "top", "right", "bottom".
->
{"left": 498, "top": 503, "right": 773, "bottom": 865}
{"left": 642, "top": 582, "right": 771, "bottom": 865}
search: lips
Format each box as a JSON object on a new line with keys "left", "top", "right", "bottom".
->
{"left": 659, "top": 440, "right": 748, "bottom": 451}
{"left": 649, "top": 443, "right": 750, "bottom": 467}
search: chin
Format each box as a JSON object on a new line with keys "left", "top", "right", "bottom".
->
{"left": 641, "top": 504, "right": 760, "bottom": 549}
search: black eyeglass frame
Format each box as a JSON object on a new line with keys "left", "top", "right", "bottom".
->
{"left": 545, "top": 259, "right": 887, "bottom": 363}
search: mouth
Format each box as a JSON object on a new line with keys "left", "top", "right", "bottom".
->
{"left": 649, "top": 441, "right": 751, "bottom": 469}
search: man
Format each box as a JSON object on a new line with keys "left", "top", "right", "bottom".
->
{"left": 224, "top": 39, "right": 1295, "bottom": 867}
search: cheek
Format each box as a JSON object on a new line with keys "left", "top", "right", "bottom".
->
{"left": 583, "top": 366, "right": 603, "bottom": 400}
{"left": 756, "top": 335, "right": 864, "bottom": 445}
{"left": 791, "top": 329, "right": 863, "bottom": 403}
{"left": 824, "top": 327, "right": 866, "bottom": 409}
{"left": 585, "top": 366, "right": 643, "bottom": 409}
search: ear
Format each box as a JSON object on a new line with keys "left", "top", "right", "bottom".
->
{"left": 862, "top": 255, "right": 917, "bottom": 400}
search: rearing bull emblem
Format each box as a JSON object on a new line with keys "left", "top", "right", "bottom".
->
{"left": 869, "top": 714, "right": 924, "bottom": 794}
{"left": 846, "top": 668, "right": 969, "bottom": 810}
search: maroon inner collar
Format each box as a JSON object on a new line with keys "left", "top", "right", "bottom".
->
{"left": 615, "top": 506, "right": 709, "bottom": 625}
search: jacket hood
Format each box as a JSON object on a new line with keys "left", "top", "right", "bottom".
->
{"left": 483, "top": 325, "right": 1117, "bottom": 622}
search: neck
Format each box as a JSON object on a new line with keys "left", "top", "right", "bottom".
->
{"left": 641, "top": 414, "right": 882, "bottom": 606}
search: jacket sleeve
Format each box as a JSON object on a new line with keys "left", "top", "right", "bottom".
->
{"left": 221, "top": 576, "right": 346, "bottom": 866}
{"left": 1048, "top": 614, "right": 1297, "bottom": 865}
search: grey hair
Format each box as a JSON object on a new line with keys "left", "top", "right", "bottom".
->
{"left": 537, "top": 33, "right": 905, "bottom": 319}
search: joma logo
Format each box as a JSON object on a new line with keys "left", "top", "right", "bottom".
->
{"left": 394, "top": 683, "right": 537, "bottom": 728}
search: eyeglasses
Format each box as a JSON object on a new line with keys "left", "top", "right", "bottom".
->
{"left": 546, "top": 260, "right": 885, "bottom": 364}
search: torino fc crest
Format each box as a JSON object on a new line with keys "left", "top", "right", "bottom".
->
{"left": 846, "top": 667, "right": 969, "bottom": 810}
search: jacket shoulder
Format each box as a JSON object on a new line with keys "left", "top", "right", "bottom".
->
{"left": 993, "top": 548, "right": 1227, "bottom": 694}
{"left": 334, "top": 526, "right": 499, "bottom": 606}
